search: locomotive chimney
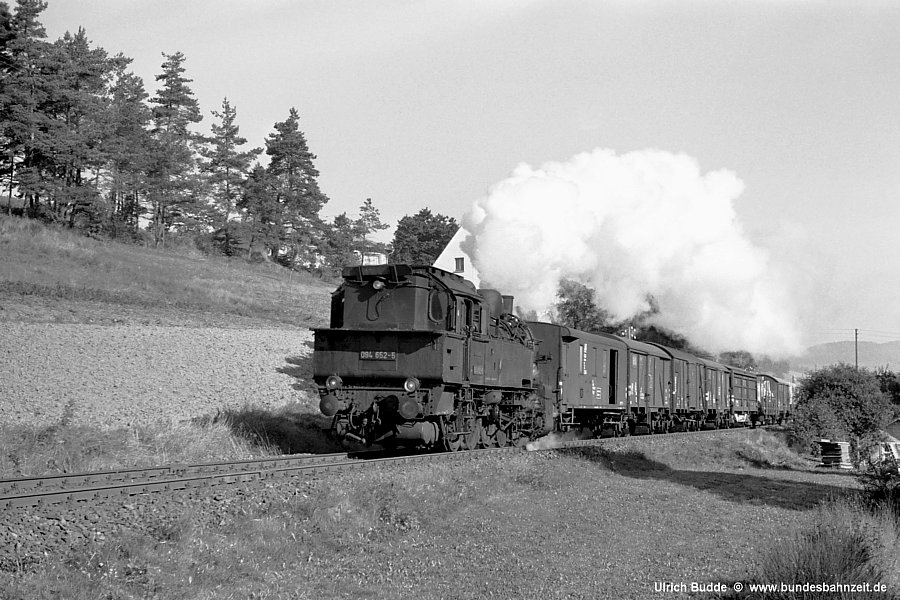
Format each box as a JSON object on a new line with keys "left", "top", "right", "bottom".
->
{"left": 501, "top": 295, "right": 514, "bottom": 316}
{"left": 478, "top": 289, "right": 503, "bottom": 317}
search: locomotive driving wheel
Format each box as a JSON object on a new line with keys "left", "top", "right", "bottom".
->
{"left": 442, "top": 416, "right": 463, "bottom": 452}
{"left": 461, "top": 419, "right": 482, "bottom": 450}
{"left": 442, "top": 414, "right": 479, "bottom": 452}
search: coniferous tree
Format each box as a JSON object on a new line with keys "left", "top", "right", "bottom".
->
{"left": 198, "top": 97, "right": 260, "bottom": 252}
{"left": 0, "top": 3, "right": 12, "bottom": 50}
{"left": 355, "top": 197, "right": 388, "bottom": 255}
{"left": 0, "top": 1, "right": 16, "bottom": 214}
{"left": 147, "top": 51, "right": 202, "bottom": 247}
{"left": 264, "top": 107, "right": 328, "bottom": 266}
{"left": 320, "top": 212, "right": 360, "bottom": 268}
{"left": 102, "top": 66, "right": 153, "bottom": 236}
{"left": 237, "top": 164, "right": 282, "bottom": 260}
{"left": 0, "top": 0, "right": 50, "bottom": 217}
{"left": 41, "top": 28, "right": 119, "bottom": 227}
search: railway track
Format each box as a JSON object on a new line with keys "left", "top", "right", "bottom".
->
{"left": 0, "top": 427, "right": 752, "bottom": 510}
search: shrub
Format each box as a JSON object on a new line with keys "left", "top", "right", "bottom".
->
{"left": 753, "top": 499, "right": 899, "bottom": 598}
{"left": 790, "top": 394, "right": 849, "bottom": 455}
{"left": 858, "top": 456, "right": 900, "bottom": 517}
{"left": 793, "top": 365, "right": 896, "bottom": 459}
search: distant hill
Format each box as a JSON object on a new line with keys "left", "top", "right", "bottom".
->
{"left": 793, "top": 341, "right": 900, "bottom": 372}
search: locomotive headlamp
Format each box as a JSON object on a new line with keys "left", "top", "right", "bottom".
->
{"left": 325, "top": 375, "right": 343, "bottom": 390}
{"left": 372, "top": 279, "right": 386, "bottom": 290}
{"left": 403, "top": 377, "right": 420, "bottom": 393}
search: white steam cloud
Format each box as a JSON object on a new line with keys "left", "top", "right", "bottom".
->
{"left": 462, "top": 148, "right": 802, "bottom": 356}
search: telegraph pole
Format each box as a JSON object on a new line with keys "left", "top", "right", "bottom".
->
{"left": 855, "top": 328, "right": 859, "bottom": 370}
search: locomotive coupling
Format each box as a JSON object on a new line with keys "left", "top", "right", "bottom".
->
{"left": 319, "top": 393, "right": 347, "bottom": 417}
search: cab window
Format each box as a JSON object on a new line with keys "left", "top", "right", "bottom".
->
{"left": 428, "top": 289, "right": 449, "bottom": 323}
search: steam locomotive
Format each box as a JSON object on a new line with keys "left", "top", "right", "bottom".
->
{"left": 312, "top": 264, "right": 792, "bottom": 449}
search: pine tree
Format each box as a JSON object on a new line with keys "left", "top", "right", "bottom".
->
{"left": 320, "top": 212, "right": 360, "bottom": 268}
{"left": 41, "top": 28, "right": 118, "bottom": 227}
{"left": 355, "top": 197, "right": 388, "bottom": 255}
{"left": 0, "top": 0, "right": 50, "bottom": 217}
{"left": 0, "top": 1, "right": 16, "bottom": 214}
{"left": 237, "top": 164, "right": 282, "bottom": 260}
{"left": 102, "top": 66, "right": 152, "bottom": 236}
{"left": 198, "top": 97, "right": 260, "bottom": 252}
{"left": 147, "top": 51, "right": 202, "bottom": 247}
{"left": 265, "top": 107, "right": 328, "bottom": 266}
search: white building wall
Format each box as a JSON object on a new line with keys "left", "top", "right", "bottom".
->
{"left": 433, "top": 228, "right": 481, "bottom": 286}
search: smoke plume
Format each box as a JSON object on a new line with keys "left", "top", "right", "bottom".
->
{"left": 462, "top": 148, "right": 801, "bottom": 356}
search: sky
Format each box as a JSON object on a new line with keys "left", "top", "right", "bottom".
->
{"left": 39, "top": 0, "right": 900, "bottom": 353}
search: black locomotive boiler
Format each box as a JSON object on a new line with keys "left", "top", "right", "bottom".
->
{"left": 313, "top": 264, "right": 792, "bottom": 449}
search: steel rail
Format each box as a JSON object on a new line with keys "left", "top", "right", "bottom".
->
{"left": 0, "top": 427, "right": 753, "bottom": 509}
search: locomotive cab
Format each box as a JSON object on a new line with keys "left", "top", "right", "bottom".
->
{"left": 329, "top": 264, "right": 456, "bottom": 332}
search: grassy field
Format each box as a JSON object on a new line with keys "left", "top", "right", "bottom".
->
{"left": 0, "top": 215, "right": 334, "bottom": 327}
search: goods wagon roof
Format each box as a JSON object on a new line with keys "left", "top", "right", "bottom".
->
{"left": 554, "top": 326, "right": 629, "bottom": 350}
{"left": 698, "top": 356, "right": 728, "bottom": 370}
{"left": 727, "top": 365, "right": 756, "bottom": 378}
{"left": 608, "top": 335, "right": 670, "bottom": 359}
{"left": 758, "top": 373, "right": 791, "bottom": 385}
{"left": 647, "top": 343, "right": 701, "bottom": 363}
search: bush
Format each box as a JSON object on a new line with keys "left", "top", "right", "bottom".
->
{"left": 753, "top": 499, "right": 899, "bottom": 598}
{"left": 790, "top": 394, "right": 849, "bottom": 455}
{"left": 858, "top": 456, "right": 900, "bottom": 517}
{"left": 793, "top": 365, "right": 896, "bottom": 459}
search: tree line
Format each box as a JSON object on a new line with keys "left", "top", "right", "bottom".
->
{"left": 0, "top": 0, "right": 458, "bottom": 267}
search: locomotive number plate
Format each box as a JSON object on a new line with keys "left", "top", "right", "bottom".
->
{"left": 360, "top": 350, "right": 397, "bottom": 361}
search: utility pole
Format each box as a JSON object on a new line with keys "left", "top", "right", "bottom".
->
{"left": 855, "top": 328, "right": 859, "bottom": 370}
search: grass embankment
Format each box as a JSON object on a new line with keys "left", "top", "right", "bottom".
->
{"left": 4, "top": 429, "right": 898, "bottom": 599}
{"left": 0, "top": 215, "right": 333, "bottom": 326}
{"left": 0, "top": 403, "right": 347, "bottom": 478}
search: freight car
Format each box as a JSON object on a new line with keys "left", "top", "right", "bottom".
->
{"left": 756, "top": 374, "right": 793, "bottom": 424}
{"left": 313, "top": 264, "right": 782, "bottom": 449}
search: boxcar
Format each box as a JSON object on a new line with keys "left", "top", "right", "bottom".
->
{"left": 728, "top": 366, "right": 757, "bottom": 426}
{"left": 618, "top": 336, "right": 672, "bottom": 434}
{"left": 528, "top": 323, "right": 629, "bottom": 436}
{"left": 698, "top": 357, "right": 730, "bottom": 428}
{"left": 649, "top": 344, "right": 705, "bottom": 431}
{"left": 757, "top": 374, "right": 792, "bottom": 424}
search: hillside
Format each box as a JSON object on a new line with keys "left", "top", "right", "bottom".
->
{"left": 794, "top": 341, "right": 900, "bottom": 372}
{"left": 0, "top": 216, "right": 334, "bottom": 328}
